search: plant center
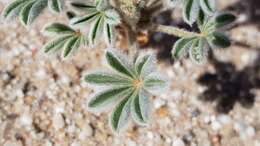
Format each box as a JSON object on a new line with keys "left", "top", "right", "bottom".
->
{"left": 132, "top": 78, "right": 142, "bottom": 89}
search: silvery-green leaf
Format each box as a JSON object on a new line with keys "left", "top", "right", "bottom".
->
{"left": 110, "top": 95, "right": 132, "bottom": 132}
{"left": 134, "top": 54, "right": 155, "bottom": 77}
{"left": 48, "top": 0, "right": 64, "bottom": 13}
{"left": 143, "top": 73, "right": 168, "bottom": 94}
{"left": 89, "top": 16, "right": 104, "bottom": 44}
{"left": 43, "top": 35, "right": 72, "bottom": 53}
{"left": 167, "top": 0, "right": 182, "bottom": 8}
{"left": 104, "top": 9, "right": 121, "bottom": 25}
{"left": 25, "top": 0, "right": 48, "bottom": 25}
{"left": 70, "top": 2, "right": 96, "bottom": 12}
{"left": 106, "top": 50, "right": 134, "bottom": 77}
{"left": 44, "top": 23, "right": 75, "bottom": 35}
{"left": 131, "top": 90, "right": 150, "bottom": 124}
{"left": 96, "top": 0, "right": 108, "bottom": 11}
{"left": 189, "top": 39, "right": 207, "bottom": 64}
{"left": 172, "top": 37, "right": 194, "bottom": 59}
{"left": 70, "top": 12, "right": 99, "bottom": 25}
{"left": 88, "top": 87, "right": 131, "bottom": 109}
{"left": 214, "top": 13, "right": 236, "bottom": 28}
{"left": 200, "top": 0, "right": 216, "bottom": 15}
{"left": 197, "top": 9, "right": 206, "bottom": 30}
{"left": 104, "top": 24, "right": 113, "bottom": 44}
{"left": 208, "top": 32, "right": 231, "bottom": 48}
{"left": 84, "top": 72, "right": 132, "bottom": 86}
{"left": 63, "top": 36, "right": 80, "bottom": 58}
{"left": 183, "top": 0, "right": 200, "bottom": 25}
{"left": 19, "top": 1, "right": 35, "bottom": 25}
{"left": 79, "top": 35, "right": 89, "bottom": 46}
{"left": 2, "top": 0, "right": 26, "bottom": 20}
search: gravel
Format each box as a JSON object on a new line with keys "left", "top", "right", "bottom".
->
{"left": 0, "top": 0, "right": 260, "bottom": 146}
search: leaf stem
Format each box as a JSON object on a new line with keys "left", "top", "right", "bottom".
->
{"left": 155, "top": 24, "right": 202, "bottom": 38}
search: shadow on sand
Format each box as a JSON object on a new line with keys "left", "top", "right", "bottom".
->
{"left": 197, "top": 51, "right": 260, "bottom": 113}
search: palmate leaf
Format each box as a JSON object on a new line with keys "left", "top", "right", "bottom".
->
{"left": 43, "top": 35, "right": 72, "bottom": 53}
{"left": 172, "top": 37, "right": 195, "bottom": 59}
{"left": 183, "top": 0, "right": 200, "bottom": 25}
{"left": 134, "top": 53, "right": 156, "bottom": 77}
{"left": 2, "top": 0, "right": 64, "bottom": 25}
{"left": 110, "top": 95, "right": 132, "bottom": 132}
{"left": 106, "top": 50, "right": 134, "bottom": 78}
{"left": 131, "top": 90, "right": 150, "bottom": 124}
{"left": 70, "top": 0, "right": 121, "bottom": 45}
{"left": 85, "top": 50, "right": 168, "bottom": 132}
{"left": 44, "top": 23, "right": 75, "bottom": 35}
{"left": 166, "top": 0, "right": 217, "bottom": 25}
{"left": 84, "top": 72, "right": 132, "bottom": 86}
{"left": 2, "top": 0, "right": 27, "bottom": 20}
{"left": 48, "top": 0, "right": 64, "bottom": 13}
{"left": 104, "top": 24, "right": 113, "bottom": 44}
{"left": 189, "top": 38, "right": 208, "bottom": 64}
{"left": 171, "top": 11, "right": 235, "bottom": 64}
{"left": 42, "top": 23, "right": 87, "bottom": 58}
{"left": 199, "top": 0, "right": 216, "bottom": 15}
{"left": 21, "top": 0, "right": 47, "bottom": 25}
{"left": 88, "top": 87, "right": 132, "bottom": 109}
{"left": 208, "top": 32, "right": 231, "bottom": 48}
{"left": 143, "top": 73, "right": 168, "bottom": 94}
{"left": 70, "top": 12, "right": 99, "bottom": 25}
{"left": 214, "top": 13, "right": 236, "bottom": 28}
{"left": 166, "top": 0, "right": 182, "bottom": 8}
{"left": 63, "top": 36, "right": 81, "bottom": 58}
{"left": 89, "top": 16, "right": 104, "bottom": 44}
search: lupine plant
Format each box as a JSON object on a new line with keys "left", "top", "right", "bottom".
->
{"left": 85, "top": 50, "right": 167, "bottom": 132}
{"left": 1, "top": 0, "right": 236, "bottom": 132}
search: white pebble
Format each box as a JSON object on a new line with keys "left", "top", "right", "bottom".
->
{"left": 52, "top": 113, "right": 65, "bottom": 130}
{"left": 147, "top": 131, "right": 154, "bottom": 139}
{"left": 211, "top": 121, "right": 222, "bottom": 131}
{"left": 154, "top": 98, "right": 166, "bottom": 109}
{"left": 79, "top": 124, "right": 93, "bottom": 140}
{"left": 16, "top": 89, "right": 24, "bottom": 98}
{"left": 127, "top": 139, "right": 137, "bottom": 146}
{"left": 246, "top": 126, "right": 256, "bottom": 137}
{"left": 204, "top": 115, "right": 211, "bottom": 124}
{"left": 19, "top": 113, "right": 32, "bottom": 127}
{"left": 217, "top": 114, "right": 232, "bottom": 125}
{"left": 172, "top": 138, "right": 185, "bottom": 146}
{"left": 71, "top": 141, "right": 80, "bottom": 146}
{"left": 254, "top": 140, "right": 260, "bottom": 146}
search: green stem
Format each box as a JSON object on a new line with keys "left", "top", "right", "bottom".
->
{"left": 156, "top": 24, "right": 202, "bottom": 38}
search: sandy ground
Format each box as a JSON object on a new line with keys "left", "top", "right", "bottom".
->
{"left": 0, "top": 0, "right": 260, "bottom": 146}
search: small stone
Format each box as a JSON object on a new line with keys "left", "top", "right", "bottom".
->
{"left": 217, "top": 114, "right": 232, "bottom": 125}
{"left": 204, "top": 115, "right": 211, "bottom": 124}
{"left": 19, "top": 113, "right": 32, "bottom": 127}
{"left": 172, "top": 138, "right": 185, "bottom": 146}
{"left": 246, "top": 126, "right": 255, "bottom": 137}
{"left": 16, "top": 89, "right": 24, "bottom": 98}
{"left": 52, "top": 113, "right": 65, "bottom": 130}
{"left": 191, "top": 108, "right": 200, "bottom": 118}
{"left": 211, "top": 134, "right": 221, "bottom": 145}
{"left": 24, "top": 96, "right": 36, "bottom": 105}
{"left": 156, "top": 106, "right": 169, "bottom": 118}
{"left": 127, "top": 139, "right": 137, "bottom": 146}
{"left": 4, "top": 140, "right": 21, "bottom": 146}
{"left": 71, "top": 141, "right": 80, "bottom": 146}
{"left": 154, "top": 98, "right": 166, "bottom": 109}
{"left": 211, "top": 121, "right": 222, "bottom": 131}
{"left": 254, "top": 140, "right": 260, "bottom": 146}
{"left": 78, "top": 124, "right": 93, "bottom": 140}
{"left": 147, "top": 131, "right": 154, "bottom": 139}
